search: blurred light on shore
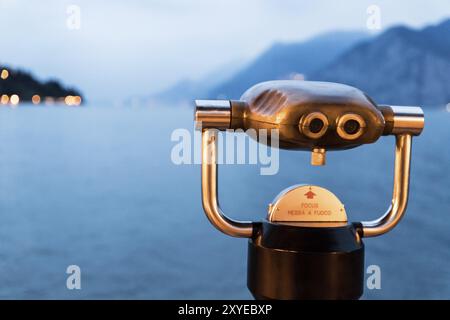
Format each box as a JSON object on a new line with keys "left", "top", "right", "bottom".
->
{"left": 73, "top": 96, "right": 81, "bottom": 106}
{"left": 65, "top": 95, "right": 81, "bottom": 106}
{"left": 10, "top": 94, "right": 20, "bottom": 105}
{"left": 1, "top": 94, "right": 9, "bottom": 105}
{"left": 1, "top": 69, "right": 9, "bottom": 80}
{"left": 32, "top": 95, "right": 41, "bottom": 105}
{"left": 45, "top": 97, "right": 55, "bottom": 105}
{"left": 65, "top": 95, "right": 73, "bottom": 105}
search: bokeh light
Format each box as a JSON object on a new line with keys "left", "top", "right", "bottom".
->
{"left": 0, "top": 69, "right": 9, "bottom": 80}
{"left": 0, "top": 94, "right": 9, "bottom": 105}
{"left": 10, "top": 94, "right": 20, "bottom": 105}
{"left": 32, "top": 95, "right": 41, "bottom": 105}
{"left": 65, "top": 95, "right": 82, "bottom": 106}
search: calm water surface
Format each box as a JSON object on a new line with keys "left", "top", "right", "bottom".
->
{"left": 0, "top": 104, "right": 449, "bottom": 299}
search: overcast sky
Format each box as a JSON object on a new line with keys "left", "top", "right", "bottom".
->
{"left": 0, "top": 0, "right": 449, "bottom": 101}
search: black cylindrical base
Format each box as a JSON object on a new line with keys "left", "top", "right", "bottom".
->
{"left": 247, "top": 222, "right": 364, "bottom": 300}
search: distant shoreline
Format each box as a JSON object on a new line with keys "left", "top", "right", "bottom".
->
{"left": 0, "top": 66, "right": 83, "bottom": 106}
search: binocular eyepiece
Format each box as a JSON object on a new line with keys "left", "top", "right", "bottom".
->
{"left": 300, "top": 111, "right": 367, "bottom": 142}
{"left": 195, "top": 80, "right": 424, "bottom": 300}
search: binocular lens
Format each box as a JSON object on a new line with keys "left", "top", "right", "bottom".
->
{"left": 343, "top": 119, "right": 361, "bottom": 135}
{"left": 309, "top": 118, "right": 325, "bottom": 134}
{"left": 299, "top": 112, "right": 329, "bottom": 139}
{"left": 337, "top": 114, "right": 365, "bottom": 140}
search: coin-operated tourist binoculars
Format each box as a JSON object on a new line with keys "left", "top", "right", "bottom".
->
{"left": 195, "top": 80, "right": 424, "bottom": 300}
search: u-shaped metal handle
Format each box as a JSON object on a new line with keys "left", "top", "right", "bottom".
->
{"left": 360, "top": 106, "right": 424, "bottom": 237}
{"left": 360, "top": 133, "right": 412, "bottom": 237}
{"left": 201, "top": 129, "right": 254, "bottom": 238}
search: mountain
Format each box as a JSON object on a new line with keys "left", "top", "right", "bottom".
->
{"left": 312, "top": 19, "right": 450, "bottom": 106}
{"left": 208, "top": 31, "right": 369, "bottom": 99}
{"left": 0, "top": 65, "right": 83, "bottom": 103}
{"left": 150, "top": 59, "right": 249, "bottom": 105}
{"left": 155, "top": 19, "right": 450, "bottom": 107}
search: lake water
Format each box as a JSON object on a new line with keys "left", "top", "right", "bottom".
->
{"left": 0, "top": 104, "right": 449, "bottom": 299}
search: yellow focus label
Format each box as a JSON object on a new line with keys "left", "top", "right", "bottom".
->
{"left": 268, "top": 185, "right": 347, "bottom": 223}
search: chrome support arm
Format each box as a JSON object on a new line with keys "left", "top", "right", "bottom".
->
{"left": 201, "top": 129, "right": 254, "bottom": 238}
{"left": 361, "top": 134, "right": 412, "bottom": 237}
